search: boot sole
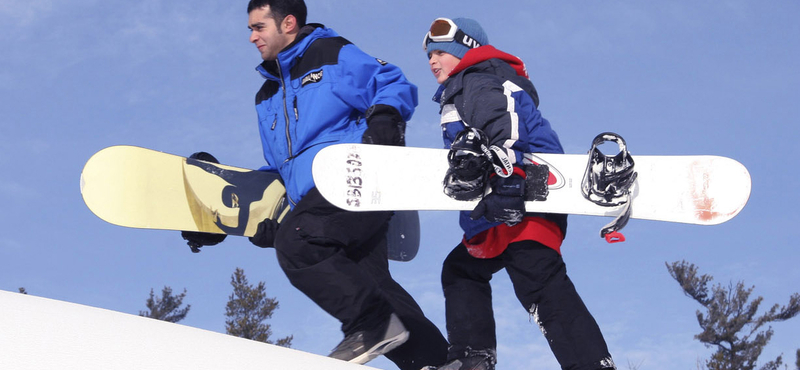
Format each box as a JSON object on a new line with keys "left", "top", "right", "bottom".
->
{"left": 347, "top": 330, "right": 410, "bottom": 365}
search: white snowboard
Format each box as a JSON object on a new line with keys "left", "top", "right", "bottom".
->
{"left": 0, "top": 290, "right": 379, "bottom": 370}
{"left": 312, "top": 144, "right": 751, "bottom": 226}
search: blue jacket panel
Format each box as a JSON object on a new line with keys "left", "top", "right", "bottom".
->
{"left": 254, "top": 25, "right": 418, "bottom": 207}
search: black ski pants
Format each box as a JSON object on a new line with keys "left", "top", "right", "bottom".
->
{"left": 441, "top": 240, "right": 615, "bottom": 370}
{"left": 274, "top": 188, "right": 448, "bottom": 370}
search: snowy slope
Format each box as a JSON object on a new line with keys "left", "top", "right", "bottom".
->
{"left": 0, "top": 290, "right": 379, "bottom": 370}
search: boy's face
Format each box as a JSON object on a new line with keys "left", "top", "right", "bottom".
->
{"left": 428, "top": 50, "right": 461, "bottom": 84}
{"left": 248, "top": 6, "right": 295, "bottom": 61}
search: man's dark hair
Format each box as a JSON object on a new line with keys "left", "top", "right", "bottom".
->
{"left": 247, "top": 0, "right": 307, "bottom": 27}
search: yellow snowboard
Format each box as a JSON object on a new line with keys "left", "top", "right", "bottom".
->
{"left": 80, "top": 146, "right": 288, "bottom": 237}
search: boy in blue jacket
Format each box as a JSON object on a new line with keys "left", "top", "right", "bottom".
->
{"left": 422, "top": 17, "right": 616, "bottom": 370}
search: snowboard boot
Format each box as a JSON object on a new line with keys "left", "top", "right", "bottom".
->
{"left": 328, "top": 313, "right": 410, "bottom": 364}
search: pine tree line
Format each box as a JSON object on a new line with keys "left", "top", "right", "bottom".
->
{"left": 138, "top": 267, "right": 292, "bottom": 347}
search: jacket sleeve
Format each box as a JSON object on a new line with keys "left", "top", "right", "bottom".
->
{"left": 459, "top": 73, "right": 530, "bottom": 163}
{"left": 331, "top": 44, "right": 418, "bottom": 121}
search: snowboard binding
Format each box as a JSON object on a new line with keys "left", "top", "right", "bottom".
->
{"left": 581, "top": 132, "right": 638, "bottom": 243}
{"left": 444, "top": 128, "right": 517, "bottom": 201}
{"left": 444, "top": 128, "right": 492, "bottom": 201}
{"left": 181, "top": 151, "right": 228, "bottom": 253}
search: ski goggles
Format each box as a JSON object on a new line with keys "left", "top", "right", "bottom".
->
{"left": 422, "top": 18, "right": 482, "bottom": 52}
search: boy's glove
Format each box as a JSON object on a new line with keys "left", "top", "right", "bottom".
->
{"left": 362, "top": 104, "right": 406, "bottom": 146}
{"left": 470, "top": 171, "right": 526, "bottom": 226}
{"left": 249, "top": 218, "right": 279, "bottom": 249}
{"left": 181, "top": 151, "right": 227, "bottom": 253}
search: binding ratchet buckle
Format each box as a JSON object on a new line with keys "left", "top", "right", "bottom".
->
{"left": 581, "top": 133, "right": 638, "bottom": 243}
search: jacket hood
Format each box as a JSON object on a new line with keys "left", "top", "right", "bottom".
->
{"left": 449, "top": 45, "right": 529, "bottom": 78}
{"left": 433, "top": 44, "right": 539, "bottom": 112}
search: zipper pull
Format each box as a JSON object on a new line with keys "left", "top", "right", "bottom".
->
{"left": 293, "top": 97, "right": 299, "bottom": 121}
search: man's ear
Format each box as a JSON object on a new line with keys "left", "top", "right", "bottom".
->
{"left": 281, "top": 14, "right": 299, "bottom": 34}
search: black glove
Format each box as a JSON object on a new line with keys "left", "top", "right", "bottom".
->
{"left": 362, "top": 104, "right": 406, "bottom": 146}
{"left": 443, "top": 128, "right": 491, "bottom": 201}
{"left": 249, "top": 218, "right": 279, "bottom": 248}
{"left": 182, "top": 231, "right": 227, "bottom": 253}
{"left": 181, "top": 151, "right": 227, "bottom": 253}
{"left": 470, "top": 171, "right": 526, "bottom": 226}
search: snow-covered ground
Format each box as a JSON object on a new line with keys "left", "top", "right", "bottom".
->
{"left": 0, "top": 289, "right": 379, "bottom": 370}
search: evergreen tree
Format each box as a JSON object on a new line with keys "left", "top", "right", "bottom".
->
{"left": 667, "top": 260, "right": 800, "bottom": 370}
{"left": 139, "top": 286, "right": 191, "bottom": 323}
{"left": 225, "top": 268, "right": 292, "bottom": 347}
{"left": 795, "top": 349, "right": 799, "bottom": 370}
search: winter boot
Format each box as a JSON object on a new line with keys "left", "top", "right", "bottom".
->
{"left": 422, "top": 350, "right": 496, "bottom": 370}
{"left": 328, "top": 313, "right": 409, "bottom": 364}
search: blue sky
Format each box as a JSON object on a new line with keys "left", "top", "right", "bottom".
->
{"left": 1, "top": 0, "right": 799, "bottom": 369}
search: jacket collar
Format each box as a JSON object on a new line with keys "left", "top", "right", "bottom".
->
{"left": 433, "top": 45, "right": 531, "bottom": 105}
{"left": 256, "top": 24, "right": 336, "bottom": 80}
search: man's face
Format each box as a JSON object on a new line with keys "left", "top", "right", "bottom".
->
{"left": 248, "top": 6, "right": 293, "bottom": 61}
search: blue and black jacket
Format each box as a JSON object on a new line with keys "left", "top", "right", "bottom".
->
{"left": 255, "top": 24, "right": 417, "bottom": 208}
{"left": 434, "top": 45, "right": 568, "bottom": 251}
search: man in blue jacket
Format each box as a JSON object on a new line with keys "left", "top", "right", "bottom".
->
{"left": 242, "top": 0, "right": 447, "bottom": 368}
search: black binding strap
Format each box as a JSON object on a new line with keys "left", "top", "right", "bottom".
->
{"left": 581, "top": 132, "right": 638, "bottom": 243}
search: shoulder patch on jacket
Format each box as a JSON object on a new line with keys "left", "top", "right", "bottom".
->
{"left": 290, "top": 36, "right": 351, "bottom": 80}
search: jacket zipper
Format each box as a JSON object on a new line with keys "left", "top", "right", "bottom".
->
{"left": 276, "top": 61, "right": 293, "bottom": 163}
{"left": 275, "top": 61, "right": 297, "bottom": 207}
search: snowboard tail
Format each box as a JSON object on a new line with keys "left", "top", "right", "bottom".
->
{"left": 312, "top": 144, "right": 751, "bottom": 226}
{"left": 81, "top": 146, "right": 286, "bottom": 237}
